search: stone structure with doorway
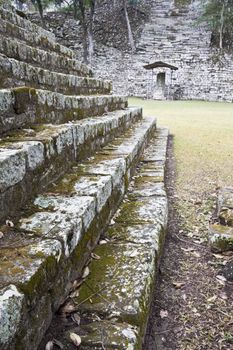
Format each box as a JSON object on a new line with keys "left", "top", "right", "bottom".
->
{"left": 0, "top": 6, "right": 168, "bottom": 349}
{"left": 144, "top": 61, "right": 178, "bottom": 100}
{"left": 87, "top": 0, "right": 233, "bottom": 101}
{"left": 27, "top": 0, "right": 233, "bottom": 102}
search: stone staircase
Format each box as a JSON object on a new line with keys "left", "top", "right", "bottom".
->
{"left": 0, "top": 7, "right": 168, "bottom": 350}
{"left": 91, "top": 0, "right": 233, "bottom": 102}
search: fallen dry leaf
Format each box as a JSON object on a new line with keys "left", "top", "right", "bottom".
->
{"left": 70, "top": 332, "right": 81, "bottom": 347}
{"left": 160, "top": 309, "right": 168, "bottom": 318}
{"left": 70, "top": 290, "right": 79, "bottom": 298}
{"left": 91, "top": 253, "right": 101, "bottom": 260}
{"left": 172, "top": 281, "right": 185, "bottom": 289}
{"left": 216, "top": 275, "right": 227, "bottom": 282}
{"left": 219, "top": 292, "right": 228, "bottom": 300}
{"left": 192, "top": 307, "right": 197, "bottom": 313}
{"left": 71, "top": 313, "right": 81, "bottom": 325}
{"left": 212, "top": 253, "right": 225, "bottom": 259}
{"left": 187, "top": 232, "right": 195, "bottom": 238}
{"left": 181, "top": 247, "right": 195, "bottom": 252}
{"left": 72, "top": 279, "right": 83, "bottom": 289}
{"left": 6, "top": 220, "right": 14, "bottom": 227}
{"left": 216, "top": 275, "right": 226, "bottom": 286}
{"left": 82, "top": 266, "right": 90, "bottom": 279}
{"left": 52, "top": 339, "right": 64, "bottom": 349}
{"left": 45, "top": 341, "right": 54, "bottom": 350}
{"left": 110, "top": 218, "right": 115, "bottom": 225}
{"left": 59, "top": 302, "right": 76, "bottom": 315}
{"left": 191, "top": 251, "right": 201, "bottom": 258}
{"left": 99, "top": 239, "right": 107, "bottom": 245}
{"left": 207, "top": 295, "right": 217, "bottom": 303}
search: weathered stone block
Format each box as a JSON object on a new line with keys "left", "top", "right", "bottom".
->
{"left": 78, "top": 321, "right": 139, "bottom": 349}
{"left": 76, "top": 239, "right": 159, "bottom": 327}
{"left": 0, "top": 285, "right": 24, "bottom": 348}
{"left": 0, "top": 54, "right": 112, "bottom": 96}
{"left": 0, "top": 108, "right": 142, "bottom": 222}
{"left": 0, "top": 148, "right": 26, "bottom": 192}
{"left": 115, "top": 196, "right": 168, "bottom": 229}
{"left": 0, "top": 89, "right": 14, "bottom": 113}
{"left": 0, "top": 238, "right": 63, "bottom": 349}
{"left": 0, "top": 33, "right": 92, "bottom": 77}
{"left": 20, "top": 141, "right": 44, "bottom": 170}
{"left": 74, "top": 175, "right": 112, "bottom": 213}
{"left": 0, "top": 7, "right": 75, "bottom": 59}
{"left": 218, "top": 187, "right": 233, "bottom": 227}
{"left": 209, "top": 224, "right": 233, "bottom": 253}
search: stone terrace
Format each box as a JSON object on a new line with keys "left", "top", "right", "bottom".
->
{"left": 0, "top": 6, "right": 168, "bottom": 350}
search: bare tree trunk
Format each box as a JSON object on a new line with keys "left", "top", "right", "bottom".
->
{"left": 36, "top": 0, "right": 44, "bottom": 22}
{"left": 78, "top": 0, "right": 88, "bottom": 63}
{"left": 88, "top": 0, "right": 95, "bottom": 65}
{"left": 73, "top": 0, "right": 78, "bottom": 20}
{"left": 219, "top": 1, "right": 225, "bottom": 49}
{"left": 123, "top": 0, "right": 136, "bottom": 52}
{"left": 88, "top": 29, "right": 94, "bottom": 64}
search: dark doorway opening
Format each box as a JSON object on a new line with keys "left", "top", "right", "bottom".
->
{"left": 157, "top": 72, "right": 166, "bottom": 90}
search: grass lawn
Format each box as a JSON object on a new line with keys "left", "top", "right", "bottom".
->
{"left": 129, "top": 98, "right": 233, "bottom": 198}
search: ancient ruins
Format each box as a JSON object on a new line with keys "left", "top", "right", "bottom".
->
{"left": 0, "top": 6, "right": 168, "bottom": 349}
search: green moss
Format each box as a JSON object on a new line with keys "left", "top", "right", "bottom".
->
{"left": 46, "top": 173, "right": 80, "bottom": 195}
{"left": 75, "top": 240, "right": 155, "bottom": 340}
{"left": 19, "top": 255, "right": 57, "bottom": 300}
{"left": 12, "top": 86, "right": 36, "bottom": 96}
{"left": 213, "top": 237, "right": 233, "bottom": 252}
{"left": 135, "top": 175, "right": 163, "bottom": 185}
{"left": 114, "top": 200, "right": 146, "bottom": 225}
{"left": 219, "top": 210, "right": 233, "bottom": 226}
{"left": 210, "top": 224, "right": 233, "bottom": 252}
{"left": 174, "top": 0, "right": 192, "bottom": 8}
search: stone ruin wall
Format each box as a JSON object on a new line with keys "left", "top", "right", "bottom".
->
{"left": 0, "top": 6, "right": 169, "bottom": 349}
{"left": 92, "top": 0, "right": 233, "bottom": 102}
{"left": 44, "top": 0, "right": 233, "bottom": 102}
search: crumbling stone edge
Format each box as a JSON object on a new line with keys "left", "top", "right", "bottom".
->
{"left": 41, "top": 127, "right": 169, "bottom": 349}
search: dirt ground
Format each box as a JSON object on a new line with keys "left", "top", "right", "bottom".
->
{"left": 144, "top": 136, "right": 233, "bottom": 350}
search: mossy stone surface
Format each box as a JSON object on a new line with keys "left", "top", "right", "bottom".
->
{"left": 114, "top": 196, "right": 168, "bottom": 229}
{"left": 76, "top": 241, "right": 157, "bottom": 328}
{"left": 78, "top": 321, "right": 140, "bottom": 349}
{"left": 209, "top": 224, "right": 233, "bottom": 252}
{"left": 218, "top": 187, "right": 233, "bottom": 227}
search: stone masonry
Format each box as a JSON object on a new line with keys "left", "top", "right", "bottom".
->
{"left": 70, "top": 0, "right": 232, "bottom": 102}
{"left": 29, "top": 0, "right": 233, "bottom": 102}
{"left": 209, "top": 187, "right": 233, "bottom": 253}
{"left": 0, "top": 5, "right": 168, "bottom": 350}
{"left": 91, "top": 0, "right": 233, "bottom": 102}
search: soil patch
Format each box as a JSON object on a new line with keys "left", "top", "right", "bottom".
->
{"left": 144, "top": 136, "right": 233, "bottom": 350}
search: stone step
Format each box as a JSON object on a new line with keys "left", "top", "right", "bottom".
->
{"left": 217, "top": 187, "right": 233, "bottom": 227}
{"left": 209, "top": 187, "right": 233, "bottom": 253}
{"left": 0, "top": 116, "right": 157, "bottom": 350}
{"left": 38, "top": 127, "right": 169, "bottom": 350}
{"left": 0, "top": 54, "right": 111, "bottom": 95}
{"left": 0, "top": 7, "right": 74, "bottom": 59}
{"left": 0, "top": 87, "right": 127, "bottom": 134}
{"left": 0, "top": 33, "right": 92, "bottom": 77}
{"left": 209, "top": 224, "right": 233, "bottom": 253}
{"left": 0, "top": 106, "right": 142, "bottom": 223}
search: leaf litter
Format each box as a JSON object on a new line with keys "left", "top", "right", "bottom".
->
{"left": 144, "top": 136, "right": 233, "bottom": 350}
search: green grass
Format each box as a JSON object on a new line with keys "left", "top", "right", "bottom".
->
{"left": 129, "top": 98, "right": 233, "bottom": 198}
